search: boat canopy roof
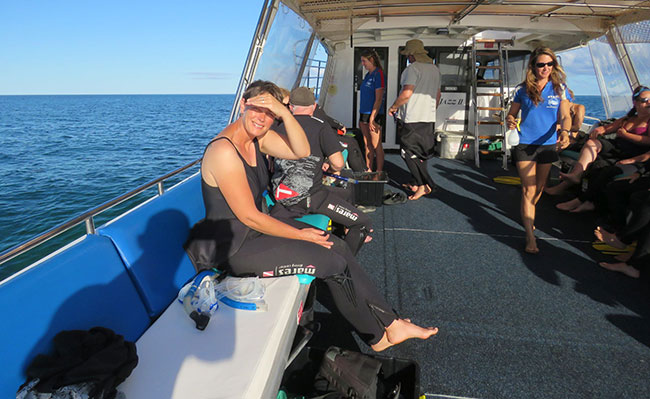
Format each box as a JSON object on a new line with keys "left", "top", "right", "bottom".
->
{"left": 282, "top": 1, "right": 650, "bottom": 51}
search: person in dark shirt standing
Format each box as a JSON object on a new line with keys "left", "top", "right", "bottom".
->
{"left": 271, "top": 87, "right": 373, "bottom": 254}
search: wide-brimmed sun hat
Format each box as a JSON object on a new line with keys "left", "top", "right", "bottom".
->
{"left": 400, "top": 39, "right": 433, "bottom": 63}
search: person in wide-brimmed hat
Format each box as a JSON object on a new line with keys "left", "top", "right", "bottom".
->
{"left": 389, "top": 39, "right": 441, "bottom": 200}
{"left": 400, "top": 39, "right": 434, "bottom": 63}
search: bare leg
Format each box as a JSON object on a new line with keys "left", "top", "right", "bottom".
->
{"left": 556, "top": 197, "right": 582, "bottom": 211}
{"left": 594, "top": 226, "right": 627, "bottom": 249}
{"left": 517, "top": 160, "right": 551, "bottom": 254}
{"left": 560, "top": 138, "right": 602, "bottom": 184}
{"left": 371, "top": 318, "right": 439, "bottom": 352}
{"left": 598, "top": 262, "right": 640, "bottom": 278}
{"left": 370, "top": 123, "right": 384, "bottom": 172}
{"left": 360, "top": 122, "right": 375, "bottom": 171}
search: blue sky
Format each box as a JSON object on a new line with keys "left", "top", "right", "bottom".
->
{"left": 0, "top": 1, "right": 599, "bottom": 95}
{"left": 558, "top": 46, "right": 600, "bottom": 96}
{"left": 0, "top": 1, "right": 265, "bottom": 95}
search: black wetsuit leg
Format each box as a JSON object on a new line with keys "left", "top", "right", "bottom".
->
{"left": 619, "top": 190, "right": 650, "bottom": 272}
{"left": 578, "top": 165, "right": 622, "bottom": 207}
{"left": 401, "top": 147, "right": 436, "bottom": 189}
{"left": 397, "top": 120, "right": 437, "bottom": 190}
{"left": 306, "top": 187, "right": 372, "bottom": 255}
{"left": 323, "top": 181, "right": 354, "bottom": 204}
{"left": 225, "top": 219, "right": 396, "bottom": 345}
{"left": 606, "top": 176, "right": 650, "bottom": 229}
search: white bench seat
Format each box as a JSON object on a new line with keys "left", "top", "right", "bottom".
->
{"left": 117, "top": 275, "right": 310, "bottom": 399}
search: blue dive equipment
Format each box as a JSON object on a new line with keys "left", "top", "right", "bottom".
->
{"left": 323, "top": 172, "right": 359, "bottom": 184}
{"left": 178, "top": 272, "right": 268, "bottom": 330}
{"left": 218, "top": 277, "right": 268, "bottom": 312}
{"left": 179, "top": 269, "right": 220, "bottom": 330}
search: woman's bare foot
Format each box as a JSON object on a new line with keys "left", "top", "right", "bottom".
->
{"left": 599, "top": 262, "right": 640, "bottom": 278}
{"left": 371, "top": 318, "right": 438, "bottom": 352}
{"left": 559, "top": 171, "right": 581, "bottom": 185}
{"left": 594, "top": 226, "right": 626, "bottom": 249}
{"left": 364, "top": 235, "right": 373, "bottom": 243}
{"left": 569, "top": 200, "right": 595, "bottom": 213}
{"left": 408, "top": 185, "right": 431, "bottom": 201}
{"left": 524, "top": 236, "right": 539, "bottom": 254}
{"left": 556, "top": 197, "right": 582, "bottom": 211}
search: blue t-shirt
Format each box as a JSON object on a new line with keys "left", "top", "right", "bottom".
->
{"left": 359, "top": 68, "right": 385, "bottom": 115}
{"left": 513, "top": 82, "right": 568, "bottom": 145}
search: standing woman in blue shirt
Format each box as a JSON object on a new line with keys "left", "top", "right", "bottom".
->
{"left": 506, "top": 47, "right": 571, "bottom": 254}
{"left": 359, "top": 49, "right": 386, "bottom": 172}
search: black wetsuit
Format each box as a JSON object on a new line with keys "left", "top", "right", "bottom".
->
{"left": 271, "top": 115, "right": 372, "bottom": 254}
{"left": 184, "top": 136, "right": 396, "bottom": 345}
{"left": 397, "top": 120, "right": 437, "bottom": 190}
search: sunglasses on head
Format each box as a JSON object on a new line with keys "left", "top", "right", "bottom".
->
{"left": 535, "top": 61, "right": 555, "bottom": 68}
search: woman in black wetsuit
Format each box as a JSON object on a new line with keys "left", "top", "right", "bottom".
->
{"left": 185, "top": 80, "right": 437, "bottom": 351}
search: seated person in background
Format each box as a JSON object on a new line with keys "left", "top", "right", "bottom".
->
{"left": 594, "top": 188, "right": 650, "bottom": 279}
{"left": 546, "top": 85, "right": 650, "bottom": 195}
{"left": 557, "top": 89, "right": 586, "bottom": 151}
{"left": 313, "top": 101, "right": 366, "bottom": 172}
{"left": 569, "top": 101, "right": 586, "bottom": 138}
{"left": 270, "top": 87, "right": 373, "bottom": 255}
{"left": 185, "top": 80, "right": 437, "bottom": 351}
{"left": 555, "top": 150, "right": 649, "bottom": 213}
{"left": 603, "top": 155, "right": 650, "bottom": 231}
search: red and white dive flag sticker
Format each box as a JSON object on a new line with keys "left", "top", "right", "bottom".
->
{"left": 275, "top": 183, "right": 299, "bottom": 200}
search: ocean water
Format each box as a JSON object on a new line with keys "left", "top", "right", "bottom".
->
{"left": 0, "top": 94, "right": 234, "bottom": 279}
{"left": 0, "top": 94, "right": 606, "bottom": 279}
{"left": 575, "top": 95, "right": 607, "bottom": 121}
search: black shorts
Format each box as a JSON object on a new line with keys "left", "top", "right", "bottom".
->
{"left": 359, "top": 113, "right": 385, "bottom": 126}
{"left": 513, "top": 144, "right": 559, "bottom": 164}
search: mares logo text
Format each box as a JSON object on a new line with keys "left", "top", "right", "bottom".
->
{"left": 334, "top": 205, "right": 359, "bottom": 221}
{"left": 277, "top": 264, "right": 316, "bottom": 276}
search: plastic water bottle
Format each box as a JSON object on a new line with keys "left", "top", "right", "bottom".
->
{"left": 506, "top": 128, "right": 519, "bottom": 147}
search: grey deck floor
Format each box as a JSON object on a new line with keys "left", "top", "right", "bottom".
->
{"left": 312, "top": 154, "right": 650, "bottom": 399}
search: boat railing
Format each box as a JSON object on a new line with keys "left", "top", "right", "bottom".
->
{"left": 0, "top": 158, "right": 202, "bottom": 267}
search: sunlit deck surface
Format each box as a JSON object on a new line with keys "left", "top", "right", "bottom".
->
{"left": 310, "top": 153, "right": 650, "bottom": 399}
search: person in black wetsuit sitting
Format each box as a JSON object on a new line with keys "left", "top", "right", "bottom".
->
{"left": 270, "top": 87, "right": 373, "bottom": 255}
{"left": 184, "top": 80, "right": 437, "bottom": 351}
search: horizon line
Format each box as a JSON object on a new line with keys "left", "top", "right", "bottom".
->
{"left": 0, "top": 93, "right": 237, "bottom": 96}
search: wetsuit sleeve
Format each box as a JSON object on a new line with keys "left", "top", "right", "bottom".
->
{"left": 321, "top": 124, "right": 343, "bottom": 157}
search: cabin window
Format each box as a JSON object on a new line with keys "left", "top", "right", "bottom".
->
{"left": 619, "top": 20, "right": 650, "bottom": 91}
{"left": 299, "top": 42, "right": 328, "bottom": 99}
{"left": 254, "top": 4, "right": 314, "bottom": 91}
{"left": 438, "top": 49, "right": 470, "bottom": 91}
{"left": 476, "top": 50, "right": 529, "bottom": 90}
{"left": 589, "top": 35, "right": 633, "bottom": 119}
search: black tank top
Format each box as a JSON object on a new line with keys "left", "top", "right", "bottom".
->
{"left": 184, "top": 136, "right": 269, "bottom": 271}
{"left": 201, "top": 136, "right": 268, "bottom": 220}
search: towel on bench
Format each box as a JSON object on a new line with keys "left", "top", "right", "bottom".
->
{"left": 18, "top": 327, "right": 138, "bottom": 399}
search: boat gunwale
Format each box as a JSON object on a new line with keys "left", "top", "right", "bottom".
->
{"left": 0, "top": 158, "right": 202, "bottom": 267}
